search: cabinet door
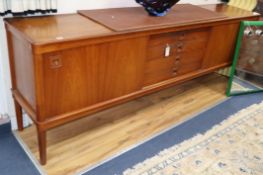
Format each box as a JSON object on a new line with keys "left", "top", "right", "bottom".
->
{"left": 43, "top": 37, "right": 147, "bottom": 118}
{"left": 202, "top": 23, "right": 240, "bottom": 69}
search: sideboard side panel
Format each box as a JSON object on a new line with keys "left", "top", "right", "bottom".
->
{"left": 11, "top": 34, "right": 36, "bottom": 110}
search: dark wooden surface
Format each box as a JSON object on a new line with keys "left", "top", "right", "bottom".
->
{"left": 4, "top": 4, "right": 260, "bottom": 165}
{"left": 78, "top": 4, "right": 227, "bottom": 32}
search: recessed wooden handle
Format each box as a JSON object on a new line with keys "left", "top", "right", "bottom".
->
{"left": 49, "top": 55, "right": 62, "bottom": 69}
{"left": 172, "top": 70, "right": 178, "bottom": 76}
{"left": 175, "top": 55, "right": 180, "bottom": 60}
{"left": 178, "top": 33, "right": 185, "bottom": 41}
{"left": 177, "top": 48, "right": 183, "bottom": 53}
{"left": 177, "top": 43, "right": 184, "bottom": 49}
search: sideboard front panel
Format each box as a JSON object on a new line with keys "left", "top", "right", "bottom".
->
{"left": 42, "top": 37, "right": 147, "bottom": 118}
{"left": 202, "top": 23, "right": 240, "bottom": 68}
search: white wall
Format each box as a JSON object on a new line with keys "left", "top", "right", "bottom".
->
{"left": 0, "top": 0, "right": 219, "bottom": 130}
{"left": 0, "top": 16, "right": 16, "bottom": 125}
{"left": 57, "top": 0, "right": 219, "bottom": 13}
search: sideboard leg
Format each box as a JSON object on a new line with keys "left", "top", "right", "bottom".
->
{"left": 37, "top": 126, "right": 47, "bottom": 165}
{"left": 14, "top": 100, "right": 23, "bottom": 131}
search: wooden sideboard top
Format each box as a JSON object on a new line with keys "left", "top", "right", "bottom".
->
{"left": 4, "top": 4, "right": 259, "bottom": 45}
{"left": 78, "top": 4, "right": 227, "bottom": 32}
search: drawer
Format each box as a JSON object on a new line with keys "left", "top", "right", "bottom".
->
{"left": 148, "top": 28, "right": 209, "bottom": 46}
{"left": 144, "top": 69, "right": 174, "bottom": 86}
{"left": 145, "top": 57, "right": 175, "bottom": 74}
{"left": 147, "top": 38, "right": 207, "bottom": 60}
{"left": 176, "top": 39, "right": 208, "bottom": 53}
{"left": 177, "top": 51, "right": 205, "bottom": 75}
{"left": 181, "top": 28, "right": 210, "bottom": 41}
{"left": 149, "top": 32, "right": 178, "bottom": 47}
{"left": 144, "top": 28, "right": 210, "bottom": 87}
{"left": 147, "top": 43, "right": 177, "bottom": 60}
{"left": 147, "top": 28, "right": 209, "bottom": 61}
{"left": 143, "top": 54, "right": 176, "bottom": 86}
{"left": 180, "top": 51, "right": 204, "bottom": 64}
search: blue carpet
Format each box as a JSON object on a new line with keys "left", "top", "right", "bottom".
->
{"left": 0, "top": 122, "right": 40, "bottom": 175}
{"left": 83, "top": 92, "right": 263, "bottom": 175}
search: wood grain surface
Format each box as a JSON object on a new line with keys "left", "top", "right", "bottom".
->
{"left": 17, "top": 74, "right": 228, "bottom": 175}
{"left": 4, "top": 4, "right": 259, "bottom": 46}
{"left": 43, "top": 37, "right": 147, "bottom": 118}
{"left": 78, "top": 4, "right": 227, "bottom": 32}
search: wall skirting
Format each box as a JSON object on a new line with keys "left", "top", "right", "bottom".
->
{"left": 0, "top": 114, "right": 9, "bottom": 125}
{"left": 0, "top": 18, "right": 16, "bottom": 129}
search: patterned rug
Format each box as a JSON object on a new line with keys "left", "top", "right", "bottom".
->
{"left": 123, "top": 101, "right": 263, "bottom": 175}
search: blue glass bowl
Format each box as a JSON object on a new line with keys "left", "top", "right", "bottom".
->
{"left": 136, "top": 0, "right": 180, "bottom": 16}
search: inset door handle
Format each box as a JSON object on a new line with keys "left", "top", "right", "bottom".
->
{"left": 179, "top": 35, "right": 185, "bottom": 41}
{"left": 49, "top": 55, "right": 62, "bottom": 69}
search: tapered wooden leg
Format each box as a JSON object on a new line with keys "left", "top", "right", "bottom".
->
{"left": 14, "top": 100, "right": 23, "bottom": 131}
{"left": 37, "top": 126, "right": 47, "bottom": 165}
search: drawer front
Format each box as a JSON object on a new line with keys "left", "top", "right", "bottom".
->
{"left": 144, "top": 58, "right": 175, "bottom": 86}
{"left": 144, "top": 28, "right": 209, "bottom": 86}
{"left": 148, "top": 32, "right": 178, "bottom": 48}
{"left": 177, "top": 51, "right": 205, "bottom": 75}
{"left": 146, "top": 29, "right": 208, "bottom": 60}
{"left": 181, "top": 29, "right": 209, "bottom": 41}
{"left": 175, "top": 39, "right": 208, "bottom": 53}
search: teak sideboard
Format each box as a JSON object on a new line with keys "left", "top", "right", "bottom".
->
{"left": 4, "top": 4, "right": 260, "bottom": 165}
